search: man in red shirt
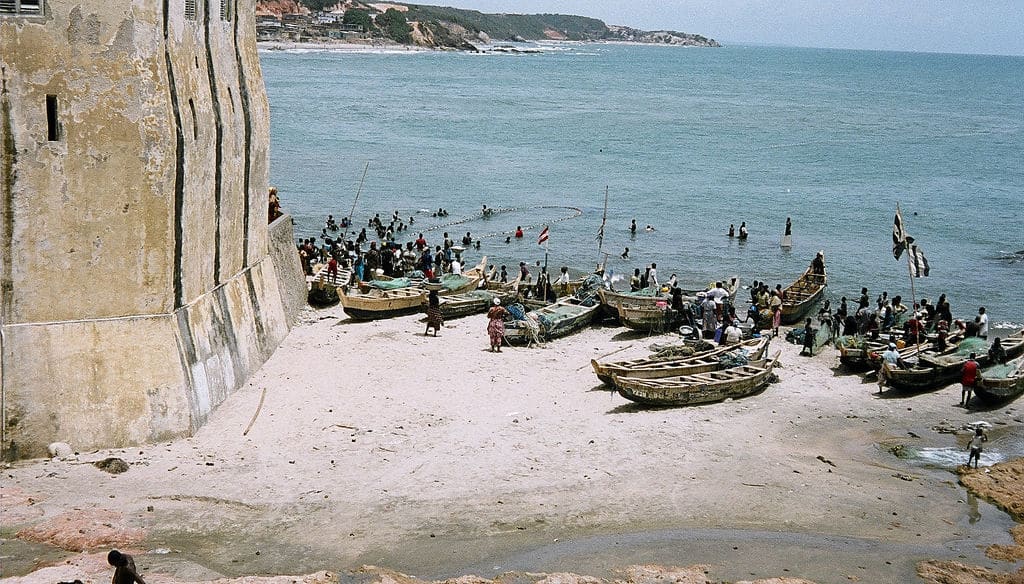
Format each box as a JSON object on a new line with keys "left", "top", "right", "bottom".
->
{"left": 961, "top": 353, "right": 979, "bottom": 406}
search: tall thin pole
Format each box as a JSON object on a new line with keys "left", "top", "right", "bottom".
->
{"left": 344, "top": 161, "right": 370, "bottom": 238}
{"left": 898, "top": 202, "right": 921, "bottom": 354}
{"left": 597, "top": 186, "right": 608, "bottom": 270}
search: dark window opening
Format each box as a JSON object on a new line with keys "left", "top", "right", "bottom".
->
{"left": 227, "top": 87, "right": 235, "bottom": 113}
{"left": 220, "top": 0, "right": 231, "bottom": 21}
{"left": 46, "top": 94, "right": 59, "bottom": 141}
{"left": 195, "top": 55, "right": 199, "bottom": 69}
{"left": 1, "top": 0, "right": 43, "bottom": 15}
{"left": 188, "top": 98, "right": 198, "bottom": 140}
{"left": 184, "top": 0, "right": 196, "bottom": 20}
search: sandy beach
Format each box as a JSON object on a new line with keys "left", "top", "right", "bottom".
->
{"left": 3, "top": 305, "right": 1023, "bottom": 584}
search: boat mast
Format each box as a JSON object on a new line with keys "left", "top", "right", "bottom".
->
{"left": 344, "top": 161, "right": 370, "bottom": 238}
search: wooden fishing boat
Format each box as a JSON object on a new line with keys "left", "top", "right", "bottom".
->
{"left": 439, "top": 285, "right": 520, "bottom": 320}
{"left": 592, "top": 336, "right": 769, "bottom": 386}
{"left": 503, "top": 297, "right": 600, "bottom": 345}
{"left": 340, "top": 286, "right": 428, "bottom": 320}
{"left": 885, "top": 332, "right": 1024, "bottom": 393}
{"left": 612, "top": 353, "right": 780, "bottom": 407}
{"left": 780, "top": 253, "right": 827, "bottom": 325}
{"left": 975, "top": 356, "right": 1024, "bottom": 404}
{"left": 598, "top": 276, "right": 740, "bottom": 310}
{"left": 342, "top": 258, "right": 487, "bottom": 320}
{"left": 616, "top": 301, "right": 682, "bottom": 333}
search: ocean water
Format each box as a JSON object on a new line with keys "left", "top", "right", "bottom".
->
{"left": 261, "top": 44, "right": 1023, "bottom": 326}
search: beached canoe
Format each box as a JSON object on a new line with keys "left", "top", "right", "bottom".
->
{"left": 780, "top": 254, "right": 827, "bottom": 325}
{"left": 503, "top": 297, "right": 600, "bottom": 345}
{"left": 612, "top": 353, "right": 779, "bottom": 407}
{"left": 884, "top": 332, "right": 1024, "bottom": 393}
{"left": 599, "top": 276, "right": 740, "bottom": 310}
{"left": 439, "top": 285, "right": 520, "bottom": 320}
{"left": 975, "top": 356, "right": 1024, "bottom": 404}
{"left": 616, "top": 301, "right": 682, "bottom": 333}
{"left": 592, "top": 336, "right": 770, "bottom": 386}
{"left": 341, "top": 258, "right": 487, "bottom": 320}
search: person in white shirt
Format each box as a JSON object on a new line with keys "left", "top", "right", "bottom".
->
{"left": 977, "top": 307, "right": 989, "bottom": 339}
{"left": 879, "top": 343, "right": 901, "bottom": 393}
{"left": 450, "top": 259, "right": 462, "bottom": 276}
{"left": 648, "top": 263, "right": 659, "bottom": 288}
{"left": 724, "top": 320, "right": 742, "bottom": 345}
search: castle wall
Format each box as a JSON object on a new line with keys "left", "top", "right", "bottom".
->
{"left": 0, "top": 0, "right": 303, "bottom": 458}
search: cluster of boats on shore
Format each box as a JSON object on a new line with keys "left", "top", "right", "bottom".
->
{"left": 306, "top": 251, "right": 1023, "bottom": 408}
{"left": 837, "top": 326, "right": 1024, "bottom": 405}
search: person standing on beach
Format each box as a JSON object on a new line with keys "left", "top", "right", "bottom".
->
{"left": 700, "top": 293, "right": 717, "bottom": 339}
{"left": 487, "top": 298, "right": 507, "bottom": 352}
{"left": 108, "top": 550, "right": 146, "bottom": 584}
{"left": 648, "top": 263, "right": 659, "bottom": 289}
{"left": 630, "top": 268, "right": 641, "bottom": 292}
{"left": 977, "top": 307, "right": 989, "bottom": 339}
{"left": 800, "top": 318, "right": 816, "bottom": 356}
{"left": 967, "top": 427, "right": 987, "bottom": 468}
{"left": 961, "top": 353, "right": 979, "bottom": 406}
{"left": 425, "top": 290, "right": 442, "bottom": 336}
{"left": 770, "top": 293, "right": 782, "bottom": 337}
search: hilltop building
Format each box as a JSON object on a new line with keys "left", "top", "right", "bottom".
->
{"left": 0, "top": 0, "right": 306, "bottom": 458}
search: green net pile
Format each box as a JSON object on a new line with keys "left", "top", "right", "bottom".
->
{"left": 368, "top": 277, "right": 414, "bottom": 290}
{"left": 984, "top": 361, "right": 1022, "bottom": 379}
{"left": 440, "top": 274, "right": 472, "bottom": 291}
{"left": 955, "top": 337, "right": 989, "bottom": 356}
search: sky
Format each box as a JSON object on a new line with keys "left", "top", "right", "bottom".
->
{"left": 434, "top": 0, "right": 1024, "bottom": 56}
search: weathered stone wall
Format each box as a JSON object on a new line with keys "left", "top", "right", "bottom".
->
{"left": 268, "top": 214, "right": 307, "bottom": 325}
{"left": 0, "top": 0, "right": 302, "bottom": 458}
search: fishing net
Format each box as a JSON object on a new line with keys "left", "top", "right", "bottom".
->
{"left": 955, "top": 337, "right": 989, "bottom": 356}
{"left": 984, "top": 363, "right": 1019, "bottom": 379}
{"left": 368, "top": 277, "right": 413, "bottom": 290}
{"left": 506, "top": 303, "right": 528, "bottom": 321}
{"left": 836, "top": 335, "right": 866, "bottom": 349}
{"left": 718, "top": 351, "right": 750, "bottom": 368}
{"left": 650, "top": 340, "right": 715, "bottom": 360}
{"left": 573, "top": 274, "right": 605, "bottom": 306}
{"left": 440, "top": 274, "right": 472, "bottom": 291}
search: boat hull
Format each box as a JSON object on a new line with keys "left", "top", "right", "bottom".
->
{"left": 593, "top": 337, "right": 769, "bottom": 385}
{"left": 504, "top": 300, "right": 599, "bottom": 345}
{"left": 614, "top": 360, "right": 777, "bottom": 407}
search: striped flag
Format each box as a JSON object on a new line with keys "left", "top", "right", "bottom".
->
{"left": 908, "top": 241, "right": 930, "bottom": 277}
{"left": 538, "top": 225, "right": 549, "bottom": 245}
{"left": 892, "top": 208, "right": 907, "bottom": 260}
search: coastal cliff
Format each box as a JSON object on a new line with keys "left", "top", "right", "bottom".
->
{"left": 254, "top": 1, "right": 721, "bottom": 49}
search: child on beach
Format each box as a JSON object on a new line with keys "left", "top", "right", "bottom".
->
{"left": 967, "top": 427, "right": 987, "bottom": 468}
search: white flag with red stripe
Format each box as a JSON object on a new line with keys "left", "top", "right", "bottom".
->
{"left": 537, "top": 226, "right": 549, "bottom": 245}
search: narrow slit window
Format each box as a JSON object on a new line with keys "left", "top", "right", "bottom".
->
{"left": 46, "top": 95, "right": 59, "bottom": 141}
{"left": 188, "top": 98, "right": 198, "bottom": 140}
{"left": 220, "top": 0, "right": 231, "bottom": 21}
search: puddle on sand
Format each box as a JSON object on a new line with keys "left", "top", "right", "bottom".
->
{"left": 890, "top": 424, "right": 1024, "bottom": 471}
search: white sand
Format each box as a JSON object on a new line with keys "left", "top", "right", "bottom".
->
{"left": 3, "top": 306, "right": 1021, "bottom": 583}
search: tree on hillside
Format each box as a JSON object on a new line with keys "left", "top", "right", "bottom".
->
{"left": 298, "top": 0, "right": 336, "bottom": 12}
{"left": 377, "top": 8, "right": 413, "bottom": 44}
{"left": 342, "top": 8, "right": 373, "bottom": 32}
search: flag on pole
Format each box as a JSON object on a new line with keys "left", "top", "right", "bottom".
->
{"left": 892, "top": 208, "right": 907, "bottom": 260}
{"left": 538, "top": 225, "right": 549, "bottom": 245}
{"left": 908, "top": 241, "right": 930, "bottom": 277}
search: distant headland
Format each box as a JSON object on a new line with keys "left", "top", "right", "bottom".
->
{"left": 255, "top": 1, "right": 721, "bottom": 50}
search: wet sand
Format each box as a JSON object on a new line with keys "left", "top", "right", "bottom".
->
{"left": 2, "top": 305, "right": 1023, "bottom": 584}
